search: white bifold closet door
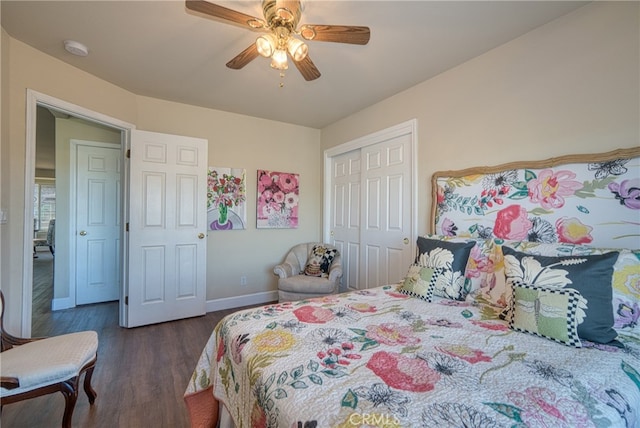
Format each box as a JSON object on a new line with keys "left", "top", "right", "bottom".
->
{"left": 329, "top": 127, "right": 414, "bottom": 291}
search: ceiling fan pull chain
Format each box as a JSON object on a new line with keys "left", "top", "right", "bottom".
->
{"left": 279, "top": 72, "right": 286, "bottom": 88}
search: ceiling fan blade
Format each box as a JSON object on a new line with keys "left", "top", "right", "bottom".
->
{"left": 293, "top": 55, "right": 321, "bottom": 81}
{"left": 299, "top": 25, "right": 370, "bottom": 45}
{"left": 226, "top": 44, "right": 260, "bottom": 70}
{"left": 186, "top": 0, "right": 266, "bottom": 30}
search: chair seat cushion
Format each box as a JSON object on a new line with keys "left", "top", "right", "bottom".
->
{"left": 1, "top": 331, "right": 98, "bottom": 397}
{"left": 279, "top": 274, "right": 336, "bottom": 294}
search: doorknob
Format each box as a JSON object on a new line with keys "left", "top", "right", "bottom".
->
{"left": 403, "top": 238, "right": 409, "bottom": 245}
{"left": 79, "top": 230, "right": 87, "bottom": 236}
{"left": 198, "top": 233, "right": 205, "bottom": 239}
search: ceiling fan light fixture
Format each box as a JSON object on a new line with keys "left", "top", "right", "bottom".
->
{"left": 287, "top": 37, "right": 307, "bottom": 61}
{"left": 270, "top": 49, "right": 288, "bottom": 70}
{"left": 187, "top": 0, "right": 369, "bottom": 82}
{"left": 256, "top": 34, "right": 277, "bottom": 58}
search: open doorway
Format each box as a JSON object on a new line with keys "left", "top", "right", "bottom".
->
{"left": 32, "top": 107, "right": 57, "bottom": 324}
{"left": 32, "top": 105, "right": 123, "bottom": 327}
{"left": 32, "top": 175, "right": 56, "bottom": 326}
{"left": 24, "top": 90, "right": 208, "bottom": 332}
{"left": 23, "top": 90, "right": 135, "bottom": 336}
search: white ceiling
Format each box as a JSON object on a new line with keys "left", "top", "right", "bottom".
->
{"left": 2, "top": 1, "right": 588, "bottom": 129}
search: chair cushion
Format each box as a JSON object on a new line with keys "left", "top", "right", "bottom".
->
{"left": 1, "top": 331, "right": 98, "bottom": 397}
{"left": 303, "top": 245, "right": 338, "bottom": 277}
{"left": 279, "top": 275, "right": 337, "bottom": 294}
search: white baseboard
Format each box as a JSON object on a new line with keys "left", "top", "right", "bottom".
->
{"left": 51, "top": 297, "right": 74, "bottom": 311}
{"left": 52, "top": 292, "right": 276, "bottom": 314}
{"left": 206, "top": 290, "right": 278, "bottom": 313}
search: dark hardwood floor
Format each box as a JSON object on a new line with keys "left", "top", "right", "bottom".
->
{"left": 2, "top": 250, "right": 261, "bottom": 427}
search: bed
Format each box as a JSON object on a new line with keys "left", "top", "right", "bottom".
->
{"left": 185, "top": 147, "right": 640, "bottom": 428}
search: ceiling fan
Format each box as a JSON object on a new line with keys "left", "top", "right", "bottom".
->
{"left": 185, "top": 0, "right": 370, "bottom": 81}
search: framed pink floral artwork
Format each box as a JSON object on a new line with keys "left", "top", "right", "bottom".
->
{"left": 207, "top": 167, "right": 247, "bottom": 230}
{"left": 257, "top": 170, "right": 299, "bottom": 229}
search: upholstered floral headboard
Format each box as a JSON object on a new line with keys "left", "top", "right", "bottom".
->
{"left": 431, "top": 147, "right": 640, "bottom": 249}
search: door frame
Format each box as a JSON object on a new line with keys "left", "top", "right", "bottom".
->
{"left": 322, "top": 119, "right": 419, "bottom": 264}
{"left": 22, "top": 89, "right": 135, "bottom": 335}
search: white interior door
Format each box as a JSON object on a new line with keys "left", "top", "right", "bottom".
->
{"left": 330, "top": 150, "right": 361, "bottom": 291}
{"left": 360, "top": 134, "right": 413, "bottom": 288}
{"left": 75, "top": 142, "right": 121, "bottom": 305}
{"left": 126, "top": 130, "right": 208, "bottom": 327}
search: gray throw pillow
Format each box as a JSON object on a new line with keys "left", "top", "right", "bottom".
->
{"left": 415, "top": 237, "right": 475, "bottom": 300}
{"left": 502, "top": 246, "right": 619, "bottom": 345}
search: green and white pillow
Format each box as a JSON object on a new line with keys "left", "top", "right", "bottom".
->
{"left": 509, "top": 281, "right": 582, "bottom": 347}
{"left": 399, "top": 264, "right": 442, "bottom": 302}
{"left": 503, "top": 246, "right": 619, "bottom": 345}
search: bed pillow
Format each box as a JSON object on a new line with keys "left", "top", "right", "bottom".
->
{"left": 611, "top": 250, "right": 640, "bottom": 342}
{"left": 509, "top": 281, "right": 583, "bottom": 347}
{"left": 480, "top": 243, "right": 640, "bottom": 341}
{"left": 503, "top": 246, "right": 619, "bottom": 344}
{"left": 416, "top": 237, "right": 475, "bottom": 300}
{"left": 399, "top": 264, "right": 441, "bottom": 302}
{"left": 304, "top": 245, "right": 338, "bottom": 277}
{"left": 463, "top": 238, "right": 507, "bottom": 307}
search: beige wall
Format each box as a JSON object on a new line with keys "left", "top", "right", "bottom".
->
{"left": 53, "top": 118, "right": 121, "bottom": 302}
{"left": 322, "top": 2, "right": 639, "bottom": 236}
{"left": 1, "top": 35, "right": 321, "bottom": 333}
{"left": 135, "top": 96, "right": 321, "bottom": 300}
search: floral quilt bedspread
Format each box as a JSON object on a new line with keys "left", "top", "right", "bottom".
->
{"left": 186, "top": 286, "right": 640, "bottom": 427}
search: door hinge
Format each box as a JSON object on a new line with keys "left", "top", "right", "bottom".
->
{"left": 126, "top": 149, "right": 131, "bottom": 158}
{"left": 125, "top": 296, "right": 128, "bottom": 305}
{"left": 126, "top": 222, "right": 129, "bottom": 232}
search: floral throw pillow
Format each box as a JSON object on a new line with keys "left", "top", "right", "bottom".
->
{"left": 399, "top": 264, "right": 442, "bottom": 302}
{"left": 304, "top": 245, "right": 338, "bottom": 277}
{"left": 509, "top": 281, "right": 582, "bottom": 347}
{"left": 502, "top": 246, "right": 619, "bottom": 345}
{"left": 611, "top": 250, "right": 640, "bottom": 342}
{"left": 416, "top": 237, "right": 475, "bottom": 300}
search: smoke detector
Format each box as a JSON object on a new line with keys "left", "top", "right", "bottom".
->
{"left": 63, "top": 40, "right": 89, "bottom": 57}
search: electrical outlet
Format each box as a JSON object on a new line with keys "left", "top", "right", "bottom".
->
{"left": 240, "top": 276, "right": 247, "bottom": 286}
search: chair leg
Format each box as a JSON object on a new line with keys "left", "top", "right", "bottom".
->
{"left": 83, "top": 363, "right": 97, "bottom": 404}
{"left": 60, "top": 378, "right": 79, "bottom": 428}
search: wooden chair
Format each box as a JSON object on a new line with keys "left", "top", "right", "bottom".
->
{"left": 0, "top": 291, "right": 98, "bottom": 428}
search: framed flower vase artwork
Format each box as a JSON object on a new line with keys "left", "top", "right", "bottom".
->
{"left": 257, "top": 170, "right": 299, "bottom": 229}
{"left": 207, "top": 167, "right": 247, "bottom": 230}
